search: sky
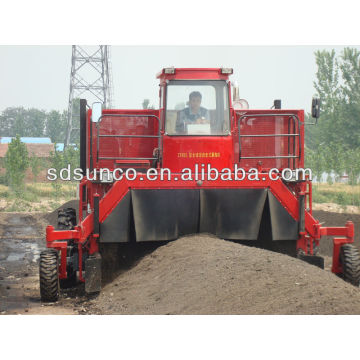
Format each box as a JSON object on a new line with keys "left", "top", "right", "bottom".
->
{"left": 0, "top": 45, "right": 358, "bottom": 114}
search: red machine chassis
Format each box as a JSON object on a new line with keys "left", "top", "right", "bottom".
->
{"left": 46, "top": 174, "right": 354, "bottom": 281}
{"left": 44, "top": 68, "right": 355, "bottom": 287}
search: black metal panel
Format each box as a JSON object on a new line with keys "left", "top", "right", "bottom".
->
{"left": 132, "top": 189, "right": 199, "bottom": 242}
{"left": 99, "top": 188, "right": 299, "bottom": 244}
{"left": 80, "top": 99, "right": 87, "bottom": 174}
{"left": 100, "top": 192, "right": 131, "bottom": 243}
{"left": 85, "top": 253, "right": 102, "bottom": 294}
{"left": 199, "top": 189, "right": 267, "bottom": 240}
{"left": 268, "top": 192, "right": 299, "bottom": 240}
{"left": 93, "top": 195, "right": 99, "bottom": 235}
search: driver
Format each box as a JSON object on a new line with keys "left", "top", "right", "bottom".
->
{"left": 176, "top": 91, "right": 210, "bottom": 133}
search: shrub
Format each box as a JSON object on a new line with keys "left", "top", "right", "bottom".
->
{"left": 4, "top": 135, "right": 29, "bottom": 197}
{"left": 29, "top": 153, "right": 43, "bottom": 182}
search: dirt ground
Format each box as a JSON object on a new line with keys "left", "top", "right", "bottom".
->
{"left": 312, "top": 202, "right": 360, "bottom": 214}
{"left": 313, "top": 210, "right": 360, "bottom": 256}
{"left": 1, "top": 203, "right": 360, "bottom": 315}
{"left": 91, "top": 235, "right": 360, "bottom": 315}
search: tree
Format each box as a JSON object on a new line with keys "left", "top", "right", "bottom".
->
{"left": 63, "top": 145, "right": 80, "bottom": 170}
{"left": 0, "top": 106, "right": 68, "bottom": 141}
{"left": 142, "top": 98, "right": 155, "bottom": 110}
{"left": 64, "top": 98, "right": 81, "bottom": 144}
{"left": 338, "top": 48, "right": 360, "bottom": 148}
{"left": 314, "top": 49, "right": 340, "bottom": 115}
{"left": 308, "top": 48, "right": 360, "bottom": 150}
{"left": 29, "top": 153, "right": 43, "bottom": 182}
{"left": 142, "top": 99, "right": 150, "bottom": 109}
{"left": 25, "top": 108, "right": 46, "bottom": 137}
{"left": 0, "top": 107, "right": 47, "bottom": 138}
{"left": 306, "top": 48, "right": 360, "bottom": 186}
{"left": 46, "top": 110, "right": 66, "bottom": 142}
{"left": 343, "top": 148, "right": 360, "bottom": 185}
{"left": 4, "top": 135, "right": 29, "bottom": 196}
{"left": 307, "top": 50, "right": 341, "bottom": 148}
{"left": 305, "top": 146, "right": 326, "bottom": 184}
{"left": 0, "top": 107, "right": 27, "bottom": 137}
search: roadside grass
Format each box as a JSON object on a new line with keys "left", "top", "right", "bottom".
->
{"left": 312, "top": 183, "right": 360, "bottom": 207}
{"left": 0, "top": 182, "right": 77, "bottom": 212}
{"left": 26, "top": 182, "right": 77, "bottom": 199}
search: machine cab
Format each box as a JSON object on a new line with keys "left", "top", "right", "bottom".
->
{"left": 158, "top": 68, "right": 234, "bottom": 172}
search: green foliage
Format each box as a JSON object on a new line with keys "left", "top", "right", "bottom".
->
{"left": 307, "top": 47, "right": 360, "bottom": 150}
{"left": 0, "top": 107, "right": 27, "bottom": 137}
{"left": 49, "top": 145, "right": 80, "bottom": 172}
{"left": 305, "top": 147, "right": 325, "bottom": 183}
{"left": 325, "top": 143, "right": 346, "bottom": 182}
{"left": 306, "top": 144, "right": 360, "bottom": 185}
{"left": 4, "top": 135, "right": 29, "bottom": 196}
{"left": 0, "top": 173, "right": 8, "bottom": 185}
{"left": 305, "top": 47, "right": 360, "bottom": 186}
{"left": 49, "top": 145, "right": 80, "bottom": 196}
{"left": 49, "top": 148, "right": 64, "bottom": 197}
{"left": 0, "top": 182, "right": 77, "bottom": 212}
{"left": 141, "top": 98, "right": 154, "bottom": 110}
{"left": 29, "top": 153, "right": 43, "bottom": 182}
{"left": 343, "top": 148, "right": 360, "bottom": 185}
{"left": 142, "top": 99, "right": 150, "bottom": 109}
{"left": 26, "top": 108, "right": 47, "bottom": 137}
{"left": 46, "top": 110, "right": 67, "bottom": 142}
{"left": 63, "top": 144, "right": 80, "bottom": 170}
{"left": 312, "top": 186, "right": 360, "bottom": 207}
{"left": 0, "top": 106, "right": 68, "bottom": 142}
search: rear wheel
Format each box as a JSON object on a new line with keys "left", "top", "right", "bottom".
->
{"left": 39, "top": 249, "right": 60, "bottom": 302}
{"left": 57, "top": 207, "right": 78, "bottom": 288}
{"left": 340, "top": 244, "right": 360, "bottom": 286}
{"left": 58, "top": 208, "right": 76, "bottom": 230}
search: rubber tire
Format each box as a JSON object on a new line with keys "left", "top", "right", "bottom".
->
{"left": 58, "top": 208, "right": 76, "bottom": 230}
{"left": 39, "top": 249, "right": 60, "bottom": 302}
{"left": 340, "top": 244, "right": 360, "bottom": 286}
{"left": 57, "top": 207, "right": 78, "bottom": 288}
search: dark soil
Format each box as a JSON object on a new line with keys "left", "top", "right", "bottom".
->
{"left": 1, "top": 205, "right": 360, "bottom": 315}
{"left": 313, "top": 210, "right": 360, "bottom": 256}
{"left": 0, "top": 212, "right": 80, "bottom": 314}
{"left": 88, "top": 234, "right": 360, "bottom": 315}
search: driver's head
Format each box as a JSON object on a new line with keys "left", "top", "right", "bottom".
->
{"left": 189, "top": 91, "right": 202, "bottom": 113}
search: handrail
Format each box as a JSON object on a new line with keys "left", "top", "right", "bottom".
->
{"left": 236, "top": 113, "right": 302, "bottom": 164}
{"left": 96, "top": 114, "right": 161, "bottom": 163}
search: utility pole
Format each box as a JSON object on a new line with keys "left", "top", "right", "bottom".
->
{"left": 64, "top": 45, "right": 113, "bottom": 147}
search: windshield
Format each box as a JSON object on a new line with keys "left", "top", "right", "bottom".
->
{"left": 165, "top": 80, "right": 230, "bottom": 136}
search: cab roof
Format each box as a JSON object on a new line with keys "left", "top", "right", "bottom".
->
{"left": 156, "top": 68, "right": 233, "bottom": 83}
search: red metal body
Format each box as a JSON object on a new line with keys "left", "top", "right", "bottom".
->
{"left": 46, "top": 68, "right": 354, "bottom": 282}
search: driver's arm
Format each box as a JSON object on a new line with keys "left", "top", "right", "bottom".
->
{"left": 196, "top": 108, "right": 210, "bottom": 123}
{"left": 203, "top": 108, "right": 210, "bottom": 121}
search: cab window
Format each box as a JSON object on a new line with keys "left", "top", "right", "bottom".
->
{"left": 165, "top": 80, "right": 230, "bottom": 136}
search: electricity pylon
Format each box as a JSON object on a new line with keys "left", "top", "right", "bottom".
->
{"left": 64, "top": 45, "right": 113, "bottom": 147}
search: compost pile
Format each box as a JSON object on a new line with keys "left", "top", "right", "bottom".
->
{"left": 90, "top": 234, "right": 360, "bottom": 315}
{"left": 3, "top": 203, "right": 360, "bottom": 315}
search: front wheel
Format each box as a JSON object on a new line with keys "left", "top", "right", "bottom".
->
{"left": 340, "top": 244, "right": 360, "bottom": 286}
{"left": 39, "top": 249, "right": 60, "bottom": 302}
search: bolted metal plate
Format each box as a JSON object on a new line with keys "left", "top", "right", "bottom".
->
{"left": 85, "top": 253, "right": 102, "bottom": 294}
